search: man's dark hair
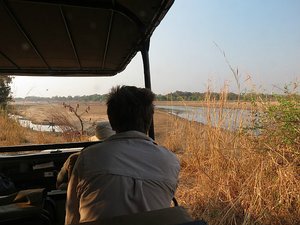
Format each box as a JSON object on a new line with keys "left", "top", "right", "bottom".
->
{"left": 106, "top": 86, "right": 155, "bottom": 133}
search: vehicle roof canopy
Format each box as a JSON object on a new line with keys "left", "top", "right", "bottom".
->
{"left": 0, "top": 0, "right": 174, "bottom": 76}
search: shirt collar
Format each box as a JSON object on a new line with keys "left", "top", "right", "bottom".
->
{"left": 106, "top": 130, "right": 154, "bottom": 143}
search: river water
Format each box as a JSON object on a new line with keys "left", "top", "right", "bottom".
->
{"left": 156, "top": 105, "right": 257, "bottom": 132}
{"left": 10, "top": 106, "right": 257, "bottom": 133}
{"left": 9, "top": 114, "right": 64, "bottom": 132}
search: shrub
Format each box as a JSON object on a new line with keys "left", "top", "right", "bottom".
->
{"left": 260, "top": 84, "right": 300, "bottom": 152}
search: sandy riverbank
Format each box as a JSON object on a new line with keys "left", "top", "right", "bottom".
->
{"left": 10, "top": 101, "right": 187, "bottom": 144}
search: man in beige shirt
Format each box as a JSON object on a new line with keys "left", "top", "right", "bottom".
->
{"left": 65, "top": 86, "right": 180, "bottom": 224}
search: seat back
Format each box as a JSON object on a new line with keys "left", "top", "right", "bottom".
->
{"left": 79, "top": 206, "right": 207, "bottom": 225}
{"left": 0, "top": 188, "right": 52, "bottom": 225}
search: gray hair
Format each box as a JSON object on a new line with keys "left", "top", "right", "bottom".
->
{"left": 95, "top": 121, "right": 115, "bottom": 140}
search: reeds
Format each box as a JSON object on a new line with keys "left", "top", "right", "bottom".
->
{"left": 160, "top": 91, "right": 300, "bottom": 225}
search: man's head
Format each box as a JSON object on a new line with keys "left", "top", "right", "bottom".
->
{"left": 106, "top": 86, "right": 155, "bottom": 133}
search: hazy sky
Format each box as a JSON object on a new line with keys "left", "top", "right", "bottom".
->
{"left": 12, "top": 0, "right": 300, "bottom": 98}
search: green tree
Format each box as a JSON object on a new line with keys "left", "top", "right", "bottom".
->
{"left": 0, "top": 75, "right": 13, "bottom": 109}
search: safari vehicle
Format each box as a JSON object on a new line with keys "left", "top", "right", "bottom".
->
{"left": 0, "top": 0, "right": 206, "bottom": 224}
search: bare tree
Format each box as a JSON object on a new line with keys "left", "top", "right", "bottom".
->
{"left": 62, "top": 102, "right": 90, "bottom": 135}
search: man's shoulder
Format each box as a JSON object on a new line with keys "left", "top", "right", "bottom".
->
{"left": 153, "top": 144, "right": 177, "bottom": 156}
{"left": 81, "top": 142, "right": 106, "bottom": 154}
{"left": 80, "top": 136, "right": 178, "bottom": 165}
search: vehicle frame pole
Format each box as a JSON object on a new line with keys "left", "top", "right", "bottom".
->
{"left": 141, "top": 40, "right": 155, "bottom": 140}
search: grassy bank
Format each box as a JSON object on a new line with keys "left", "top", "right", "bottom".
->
{"left": 162, "top": 117, "right": 299, "bottom": 224}
{"left": 0, "top": 112, "right": 65, "bottom": 146}
{"left": 159, "top": 94, "right": 299, "bottom": 224}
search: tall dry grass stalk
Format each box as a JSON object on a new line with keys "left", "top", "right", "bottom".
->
{"left": 161, "top": 91, "right": 300, "bottom": 225}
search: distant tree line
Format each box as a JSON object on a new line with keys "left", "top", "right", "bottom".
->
{"left": 14, "top": 94, "right": 108, "bottom": 102}
{"left": 156, "top": 91, "right": 279, "bottom": 101}
{"left": 12, "top": 91, "right": 294, "bottom": 103}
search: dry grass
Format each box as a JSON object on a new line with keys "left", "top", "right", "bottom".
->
{"left": 0, "top": 105, "right": 92, "bottom": 145}
{"left": 158, "top": 99, "right": 300, "bottom": 225}
{"left": 0, "top": 112, "right": 66, "bottom": 145}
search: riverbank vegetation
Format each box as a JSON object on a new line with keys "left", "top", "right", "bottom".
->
{"left": 0, "top": 111, "right": 65, "bottom": 146}
{"left": 1, "top": 85, "right": 299, "bottom": 224}
{"left": 161, "top": 88, "right": 300, "bottom": 224}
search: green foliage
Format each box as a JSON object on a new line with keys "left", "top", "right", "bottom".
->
{"left": 260, "top": 84, "right": 300, "bottom": 150}
{"left": 265, "top": 95, "right": 299, "bottom": 147}
{"left": 0, "top": 76, "right": 13, "bottom": 110}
